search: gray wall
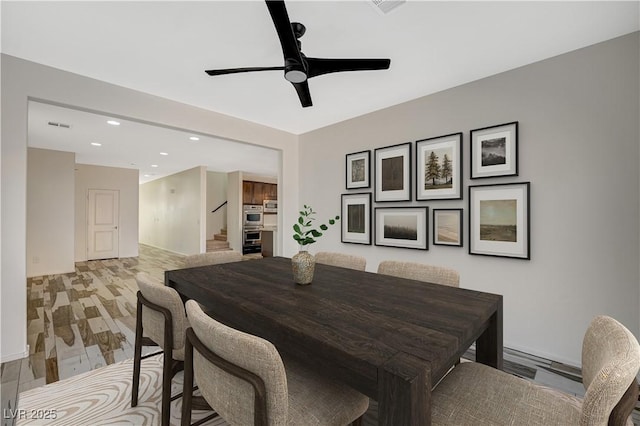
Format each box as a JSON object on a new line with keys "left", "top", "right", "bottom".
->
{"left": 139, "top": 166, "right": 206, "bottom": 255}
{"left": 298, "top": 32, "right": 640, "bottom": 365}
{"left": 27, "top": 148, "right": 75, "bottom": 277}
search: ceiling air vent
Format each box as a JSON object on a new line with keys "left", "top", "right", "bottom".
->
{"left": 370, "top": 0, "right": 405, "bottom": 15}
{"left": 48, "top": 121, "right": 71, "bottom": 129}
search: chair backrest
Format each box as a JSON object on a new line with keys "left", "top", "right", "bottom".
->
{"left": 314, "top": 251, "right": 367, "bottom": 271}
{"left": 377, "top": 260, "right": 459, "bottom": 287}
{"left": 135, "top": 272, "right": 188, "bottom": 350}
{"left": 580, "top": 315, "right": 640, "bottom": 425}
{"left": 185, "top": 300, "right": 288, "bottom": 425}
{"left": 184, "top": 250, "right": 243, "bottom": 268}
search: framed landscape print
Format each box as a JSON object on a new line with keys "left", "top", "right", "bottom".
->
{"left": 416, "top": 132, "right": 462, "bottom": 200}
{"left": 470, "top": 121, "right": 518, "bottom": 179}
{"left": 374, "top": 143, "right": 411, "bottom": 202}
{"left": 433, "top": 209, "right": 463, "bottom": 247}
{"left": 469, "top": 182, "right": 530, "bottom": 259}
{"left": 345, "top": 150, "right": 370, "bottom": 189}
{"left": 341, "top": 193, "right": 372, "bottom": 245}
{"left": 374, "top": 207, "right": 428, "bottom": 250}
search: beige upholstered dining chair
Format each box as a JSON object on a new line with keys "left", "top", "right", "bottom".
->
{"left": 131, "top": 273, "right": 199, "bottom": 426}
{"left": 430, "top": 315, "right": 640, "bottom": 425}
{"left": 377, "top": 260, "right": 459, "bottom": 287}
{"left": 181, "top": 300, "right": 370, "bottom": 426}
{"left": 183, "top": 250, "right": 243, "bottom": 268}
{"left": 314, "top": 251, "right": 367, "bottom": 271}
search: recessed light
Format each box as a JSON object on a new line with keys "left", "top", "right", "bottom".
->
{"left": 91, "top": 142, "right": 102, "bottom": 146}
{"left": 151, "top": 164, "right": 158, "bottom": 168}
{"left": 144, "top": 174, "right": 151, "bottom": 177}
{"left": 159, "top": 152, "right": 168, "bottom": 156}
{"left": 189, "top": 136, "right": 199, "bottom": 141}
{"left": 107, "top": 120, "right": 120, "bottom": 126}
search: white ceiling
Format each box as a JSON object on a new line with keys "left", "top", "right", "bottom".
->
{"left": 28, "top": 101, "right": 280, "bottom": 184}
{"left": 3, "top": 1, "right": 639, "bottom": 183}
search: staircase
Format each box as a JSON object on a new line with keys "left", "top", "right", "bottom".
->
{"left": 207, "top": 228, "right": 231, "bottom": 252}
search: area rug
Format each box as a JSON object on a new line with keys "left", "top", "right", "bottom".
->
{"left": 16, "top": 353, "right": 380, "bottom": 426}
{"left": 16, "top": 354, "right": 226, "bottom": 425}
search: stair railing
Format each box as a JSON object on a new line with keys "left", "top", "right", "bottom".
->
{"left": 211, "top": 200, "right": 227, "bottom": 213}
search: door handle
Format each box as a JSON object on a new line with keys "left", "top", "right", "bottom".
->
{"left": 114, "top": 226, "right": 118, "bottom": 230}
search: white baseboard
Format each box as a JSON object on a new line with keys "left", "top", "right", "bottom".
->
{"left": 0, "top": 345, "right": 29, "bottom": 363}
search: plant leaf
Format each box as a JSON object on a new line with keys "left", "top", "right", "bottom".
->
{"left": 293, "top": 234, "right": 302, "bottom": 242}
{"left": 293, "top": 224, "right": 301, "bottom": 234}
{"left": 328, "top": 219, "right": 335, "bottom": 225}
{"left": 298, "top": 217, "right": 304, "bottom": 225}
{"left": 319, "top": 224, "right": 328, "bottom": 231}
{"left": 310, "top": 230, "right": 322, "bottom": 237}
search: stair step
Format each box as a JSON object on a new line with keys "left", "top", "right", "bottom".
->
{"left": 206, "top": 240, "right": 230, "bottom": 252}
{"left": 213, "top": 233, "right": 227, "bottom": 241}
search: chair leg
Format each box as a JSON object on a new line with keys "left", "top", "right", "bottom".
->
{"left": 131, "top": 298, "right": 143, "bottom": 407}
{"left": 181, "top": 335, "right": 194, "bottom": 426}
{"left": 161, "top": 344, "right": 172, "bottom": 426}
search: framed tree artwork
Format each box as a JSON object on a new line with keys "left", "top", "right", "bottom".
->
{"left": 374, "top": 143, "right": 411, "bottom": 202}
{"left": 345, "top": 150, "right": 370, "bottom": 189}
{"left": 470, "top": 121, "right": 518, "bottom": 179}
{"left": 341, "top": 193, "right": 372, "bottom": 245}
{"left": 469, "top": 182, "right": 530, "bottom": 259}
{"left": 416, "top": 132, "right": 462, "bottom": 200}
{"left": 433, "top": 208, "right": 463, "bottom": 247}
{"left": 374, "top": 207, "right": 428, "bottom": 250}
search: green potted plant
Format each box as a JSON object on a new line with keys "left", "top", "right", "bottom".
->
{"left": 291, "top": 205, "right": 339, "bottom": 285}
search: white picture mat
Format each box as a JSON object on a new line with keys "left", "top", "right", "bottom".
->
{"left": 473, "top": 129, "right": 513, "bottom": 174}
{"left": 417, "top": 135, "right": 461, "bottom": 199}
{"left": 470, "top": 185, "right": 528, "bottom": 257}
{"left": 342, "top": 194, "right": 370, "bottom": 244}
{"left": 346, "top": 151, "right": 369, "bottom": 188}
{"left": 375, "top": 208, "right": 427, "bottom": 249}
{"left": 375, "top": 144, "right": 411, "bottom": 201}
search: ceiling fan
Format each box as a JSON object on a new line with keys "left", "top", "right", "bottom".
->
{"left": 205, "top": 0, "right": 391, "bottom": 108}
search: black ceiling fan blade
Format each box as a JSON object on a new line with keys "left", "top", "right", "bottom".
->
{"left": 292, "top": 80, "right": 312, "bottom": 107}
{"left": 265, "top": 1, "right": 305, "bottom": 72}
{"left": 205, "top": 66, "right": 284, "bottom": 76}
{"left": 306, "top": 58, "right": 391, "bottom": 79}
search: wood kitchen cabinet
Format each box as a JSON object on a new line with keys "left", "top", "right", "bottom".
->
{"left": 264, "top": 183, "right": 277, "bottom": 200}
{"left": 243, "top": 181, "right": 276, "bottom": 205}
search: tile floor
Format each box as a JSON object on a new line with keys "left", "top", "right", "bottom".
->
{"left": 2, "top": 245, "right": 639, "bottom": 425}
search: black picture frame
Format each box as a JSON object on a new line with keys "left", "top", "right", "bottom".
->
{"left": 470, "top": 121, "right": 518, "bottom": 179}
{"left": 374, "top": 142, "right": 412, "bottom": 202}
{"left": 374, "top": 206, "right": 428, "bottom": 250}
{"left": 416, "top": 132, "right": 463, "bottom": 200}
{"left": 469, "top": 182, "right": 530, "bottom": 259}
{"left": 345, "top": 150, "right": 371, "bottom": 189}
{"left": 433, "top": 208, "right": 463, "bottom": 247}
{"left": 341, "top": 193, "right": 372, "bottom": 245}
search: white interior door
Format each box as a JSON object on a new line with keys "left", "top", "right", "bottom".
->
{"left": 87, "top": 189, "right": 119, "bottom": 260}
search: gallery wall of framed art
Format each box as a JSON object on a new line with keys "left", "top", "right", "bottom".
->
{"left": 341, "top": 120, "right": 529, "bottom": 259}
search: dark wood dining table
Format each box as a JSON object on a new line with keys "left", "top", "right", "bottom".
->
{"left": 166, "top": 257, "right": 503, "bottom": 426}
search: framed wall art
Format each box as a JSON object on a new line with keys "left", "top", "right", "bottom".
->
{"left": 469, "top": 182, "right": 530, "bottom": 259}
{"left": 341, "top": 193, "right": 372, "bottom": 245}
{"left": 416, "top": 132, "right": 462, "bottom": 200}
{"left": 374, "top": 143, "right": 411, "bottom": 202}
{"left": 345, "top": 150, "right": 370, "bottom": 189}
{"left": 470, "top": 121, "right": 518, "bottom": 179}
{"left": 374, "top": 206, "right": 428, "bottom": 250}
{"left": 433, "top": 208, "right": 463, "bottom": 247}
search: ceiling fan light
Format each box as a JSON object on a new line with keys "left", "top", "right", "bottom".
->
{"left": 285, "top": 69, "right": 307, "bottom": 83}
